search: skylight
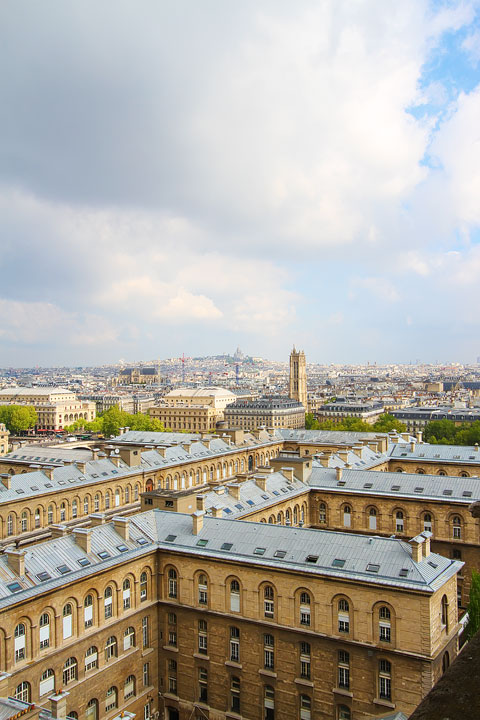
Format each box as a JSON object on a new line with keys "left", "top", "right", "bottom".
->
{"left": 197, "top": 539, "right": 208, "bottom": 547}
{"left": 136, "top": 537, "right": 148, "bottom": 546}
{"left": 57, "top": 564, "right": 71, "bottom": 575}
{"left": 165, "top": 535, "right": 177, "bottom": 542}
{"left": 366, "top": 563, "right": 380, "bottom": 573}
{"left": 7, "top": 582, "right": 22, "bottom": 593}
{"left": 306, "top": 555, "right": 318, "bottom": 563}
{"left": 77, "top": 558, "right": 90, "bottom": 567}
{"left": 274, "top": 550, "right": 287, "bottom": 558}
{"left": 37, "top": 572, "right": 51, "bottom": 581}
{"left": 332, "top": 558, "right": 345, "bottom": 568}
{"left": 98, "top": 551, "right": 110, "bottom": 560}
{"left": 254, "top": 547, "right": 266, "bottom": 555}
{"left": 221, "top": 542, "right": 233, "bottom": 551}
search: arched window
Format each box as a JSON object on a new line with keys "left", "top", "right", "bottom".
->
{"left": 452, "top": 516, "right": 462, "bottom": 539}
{"left": 105, "top": 492, "right": 110, "bottom": 510}
{"left": 423, "top": 513, "right": 432, "bottom": 533}
{"left": 40, "top": 612, "right": 50, "bottom": 649}
{"left": 300, "top": 694, "right": 311, "bottom": 720}
{"left": 368, "top": 507, "right": 377, "bottom": 530}
{"left": 105, "top": 636, "right": 117, "bottom": 661}
{"left": 123, "top": 579, "right": 131, "bottom": 609}
{"left": 104, "top": 586, "right": 113, "bottom": 619}
{"left": 379, "top": 606, "right": 391, "bottom": 642}
{"left": 124, "top": 626, "right": 135, "bottom": 650}
{"left": 63, "top": 603, "right": 73, "bottom": 639}
{"left": 343, "top": 505, "right": 351, "bottom": 527}
{"left": 40, "top": 668, "right": 55, "bottom": 696}
{"left": 60, "top": 502, "right": 66, "bottom": 522}
{"left": 198, "top": 574, "right": 208, "bottom": 605}
{"left": 105, "top": 686, "right": 117, "bottom": 712}
{"left": 48, "top": 505, "right": 54, "bottom": 524}
{"left": 168, "top": 568, "right": 177, "bottom": 598}
{"left": 230, "top": 580, "right": 240, "bottom": 612}
{"left": 63, "top": 657, "right": 77, "bottom": 684}
{"left": 264, "top": 586, "right": 274, "bottom": 618}
{"left": 35, "top": 507, "right": 41, "bottom": 528}
{"left": 21, "top": 511, "right": 28, "bottom": 533}
{"left": 94, "top": 494, "right": 100, "bottom": 512}
{"left": 416, "top": 468, "right": 425, "bottom": 474}
{"left": 7, "top": 514, "right": 14, "bottom": 536}
{"left": 86, "top": 699, "right": 98, "bottom": 720}
{"left": 438, "top": 469, "right": 447, "bottom": 476}
{"left": 84, "top": 594, "right": 93, "bottom": 628}
{"left": 268, "top": 516, "right": 274, "bottom": 524}
{"left": 338, "top": 599, "right": 350, "bottom": 633}
{"left": 124, "top": 675, "right": 136, "bottom": 699}
{"left": 140, "top": 571, "right": 148, "bottom": 600}
{"left": 72, "top": 500, "right": 78, "bottom": 518}
{"left": 264, "top": 685, "right": 275, "bottom": 719}
{"left": 115, "top": 489, "right": 121, "bottom": 507}
{"left": 460, "top": 471, "right": 469, "bottom": 477}
{"left": 441, "top": 595, "right": 449, "bottom": 630}
{"left": 285, "top": 508, "right": 291, "bottom": 525}
{"left": 14, "top": 682, "right": 30, "bottom": 702}
{"left": 85, "top": 646, "right": 98, "bottom": 672}
{"left": 276, "top": 512, "right": 282, "bottom": 524}
{"left": 67, "top": 712, "right": 78, "bottom": 720}
{"left": 84, "top": 497, "right": 89, "bottom": 514}
{"left": 230, "top": 627, "right": 240, "bottom": 662}
{"left": 293, "top": 506, "right": 299, "bottom": 525}
{"left": 300, "top": 592, "right": 311, "bottom": 626}
{"left": 395, "top": 511, "right": 404, "bottom": 532}
{"left": 378, "top": 659, "right": 392, "bottom": 700}
{"left": 319, "top": 503, "right": 326, "bottom": 524}
{"left": 125, "top": 486, "right": 130, "bottom": 503}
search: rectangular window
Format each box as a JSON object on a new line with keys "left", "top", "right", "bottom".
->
{"left": 198, "top": 668, "right": 208, "bottom": 703}
{"left": 39, "top": 624, "right": 50, "bottom": 649}
{"left": 380, "top": 623, "right": 391, "bottom": 642}
{"left": 63, "top": 614, "right": 72, "bottom": 640}
{"left": 84, "top": 605, "right": 93, "bottom": 628}
{"left": 142, "top": 617, "right": 149, "bottom": 648}
{"left": 338, "top": 614, "right": 349, "bottom": 633}
{"left": 143, "top": 662, "right": 150, "bottom": 687}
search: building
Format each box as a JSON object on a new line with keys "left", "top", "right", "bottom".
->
{"left": 392, "top": 406, "right": 480, "bottom": 433}
{"left": 80, "top": 394, "right": 156, "bottom": 415}
{"left": 314, "top": 400, "right": 385, "bottom": 425}
{"left": 0, "top": 423, "right": 9, "bottom": 455}
{"left": 0, "top": 509, "right": 463, "bottom": 720}
{"left": 224, "top": 397, "right": 306, "bottom": 430}
{"left": 0, "top": 388, "right": 96, "bottom": 433}
{"left": 162, "top": 387, "right": 238, "bottom": 411}
{"left": 289, "top": 347, "right": 308, "bottom": 409}
{"left": 149, "top": 388, "right": 239, "bottom": 432}
{"left": 116, "top": 367, "right": 159, "bottom": 385}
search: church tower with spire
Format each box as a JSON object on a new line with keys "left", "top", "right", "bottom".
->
{"left": 289, "top": 346, "right": 307, "bottom": 409}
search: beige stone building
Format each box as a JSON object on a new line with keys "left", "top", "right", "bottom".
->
{"left": 149, "top": 403, "right": 219, "bottom": 432}
{"left": 0, "top": 508, "right": 462, "bottom": 720}
{"left": 116, "top": 367, "right": 159, "bottom": 385}
{"left": 289, "top": 346, "right": 308, "bottom": 409}
{"left": 0, "top": 388, "right": 95, "bottom": 432}
{"left": 224, "top": 397, "right": 306, "bottom": 430}
{"left": 0, "top": 423, "right": 8, "bottom": 456}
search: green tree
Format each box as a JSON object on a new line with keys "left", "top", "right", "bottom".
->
{"left": 305, "top": 413, "right": 321, "bottom": 430}
{"left": 0, "top": 405, "right": 38, "bottom": 433}
{"left": 372, "top": 413, "right": 407, "bottom": 433}
{"left": 423, "top": 420, "right": 458, "bottom": 444}
{"left": 465, "top": 569, "right": 480, "bottom": 640}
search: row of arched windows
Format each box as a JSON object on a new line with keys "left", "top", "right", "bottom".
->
{"left": 260, "top": 502, "right": 308, "bottom": 526}
{"left": 395, "top": 467, "right": 471, "bottom": 477}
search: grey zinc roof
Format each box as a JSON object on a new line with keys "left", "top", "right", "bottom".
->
{"left": 5, "top": 445, "right": 94, "bottom": 465}
{"left": 275, "top": 428, "right": 387, "bottom": 442}
{"left": 0, "top": 510, "right": 462, "bottom": 606}
{"left": 313, "top": 445, "right": 386, "bottom": 471}
{"left": 389, "top": 442, "right": 480, "bottom": 464}
{"left": 308, "top": 466, "right": 480, "bottom": 503}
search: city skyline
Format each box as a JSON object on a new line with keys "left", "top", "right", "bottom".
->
{"left": 1, "top": 1, "right": 480, "bottom": 366}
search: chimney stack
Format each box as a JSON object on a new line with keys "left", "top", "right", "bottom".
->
{"left": 113, "top": 516, "right": 130, "bottom": 541}
{"left": 50, "top": 524, "right": 69, "bottom": 538}
{"left": 43, "top": 466, "right": 55, "bottom": 481}
{"left": 73, "top": 528, "right": 91, "bottom": 554}
{"left": 409, "top": 536, "right": 424, "bottom": 563}
{"left": 92, "top": 447, "right": 100, "bottom": 461}
{"left": 211, "top": 505, "right": 223, "bottom": 518}
{"left": 192, "top": 510, "right": 205, "bottom": 535}
{"left": 255, "top": 475, "right": 267, "bottom": 492}
{"left": 49, "top": 690, "right": 69, "bottom": 720}
{"left": 281, "top": 467, "right": 294, "bottom": 482}
{"left": 5, "top": 548, "right": 25, "bottom": 577}
{"left": 228, "top": 484, "right": 241, "bottom": 500}
{"left": 89, "top": 512, "right": 106, "bottom": 526}
{"left": 196, "top": 495, "right": 206, "bottom": 512}
{"left": 0, "top": 473, "right": 11, "bottom": 489}
{"left": 336, "top": 467, "right": 343, "bottom": 482}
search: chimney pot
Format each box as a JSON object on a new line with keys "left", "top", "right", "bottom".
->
{"left": 192, "top": 510, "right": 205, "bottom": 535}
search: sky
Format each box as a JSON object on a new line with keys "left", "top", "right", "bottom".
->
{"left": 1, "top": 0, "right": 480, "bottom": 367}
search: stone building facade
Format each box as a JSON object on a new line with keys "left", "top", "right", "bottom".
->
{"left": 0, "top": 388, "right": 95, "bottom": 432}
{"left": 289, "top": 347, "right": 307, "bottom": 409}
{"left": 224, "top": 397, "right": 306, "bottom": 430}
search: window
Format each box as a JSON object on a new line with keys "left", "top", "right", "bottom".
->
{"left": 35, "top": 507, "right": 41, "bottom": 528}
{"left": 143, "top": 662, "right": 150, "bottom": 687}
{"left": 343, "top": 505, "right": 351, "bottom": 527}
{"left": 379, "top": 606, "right": 391, "bottom": 642}
{"left": 123, "top": 579, "right": 131, "bottom": 609}
{"left": 124, "top": 674, "right": 136, "bottom": 699}
{"left": 168, "top": 612, "right": 177, "bottom": 647}
{"left": 14, "top": 682, "right": 30, "bottom": 703}
{"left": 60, "top": 502, "right": 66, "bottom": 522}
{"left": 105, "top": 636, "right": 117, "bottom": 662}
{"left": 105, "top": 492, "right": 111, "bottom": 510}
{"left": 105, "top": 686, "right": 117, "bottom": 712}
{"left": 319, "top": 503, "right": 326, "bottom": 524}
{"left": 142, "top": 616, "right": 149, "bottom": 648}
{"left": 379, "top": 660, "right": 392, "bottom": 699}
{"left": 198, "top": 620, "right": 208, "bottom": 655}
{"left": 231, "top": 676, "right": 241, "bottom": 713}
{"left": 300, "top": 592, "right": 311, "bottom": 626}
{"left": 115, "top": 489, "right": 121, "bottom": 507}
{"left": 338, "top": 599, "right": 350, "bottom": 633}
{"left": 40, "top": 668, "right": 55, "bottom": 696}
{"left": 395, "top": 511, "right": 404, "bottom": 532}
{"left": 94, "top": 494, "right": 100, "bottom": 512}
{"left": 168, "top": 568, "right": 178, "bottom": 598}
{"left": 338, "top": 650, "right": 350, "bottom": 689}
{"left": 264, "top": 586, "right": 274, "bottom": 618}
{"left": 168, "top": 659, "right": 177, "bottom": 694}
{"left": 368, "top": 507, "right": 377, "bottom": 530}
{"left": 198, "top": 574, "right": 208, "bottom": 605}
{"left": 423, "top": 513, "right": 432, "bottom": 533}
{"left": 84, "top": 497, "right": 89, "bottom": 514}
{"left": 300, "top": 642, "right": 311, "bottom": 679}
{"left": 62, "top": 604, "right": 73, "bottom": 639}
{"left": 85, "top": 646, "right": 98, "bottom": 672}
{"left": 264, "top": 634, "right": 274, "bottom": 670}
{"left": 198, "top": 667, "right": 208, "bottom": 703}
{"left": 230, "top": 579, "right": 240, "bottom": 612}
{"left": 40, "top": 613, "right": 50, "bottom": 649}
{"left": 124, "top": 626, "right": 135, "bottom": 650}
{"left": 442, "top": 651, "right": 450, "bottom": 673}
{"left": 48, "top": 505, "right": 54, "bottom": 524}
{"left": 86, "top": 699, "right": 98, "bottom": 720}
{"left": 7, "top": 514, "right": 14, "bottom": 536}
{"left": 300, "top": 694, "right": 311, "bottom": 720}
{"left": 63, "top": 657, "right": 77, "bottom": 685}
{"left": 441, "top": 595, "right": 449, "bottom": 631}
{"left": 104, "top": 586, "right": 113, "bottom": 619}
{"left": 84, "top": 594, "right": 94, "bottom": 628}
{"left": 338, "top": 706, "right": 351, "bottom": 720}
{"left": 21, "top": 511, "right": 28, "bottom": 532}
{"left": 72, "top": 500, "right": 78, "bottom": 518}
{"left": 140, "top": 571, "right": 148, "bottom": 600}
{"left": 125, "top": 486, "right": 130, "bottom": 503}
{"left": 230, "top": 626, "right": 240, "bottom": 662}
{"left": 264, "top": 685, "right": 275, "bottom": 720}
{"left": 453, "top": 516, "right": 462, "bottom": 539}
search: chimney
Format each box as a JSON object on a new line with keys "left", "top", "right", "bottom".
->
{"left": 156, "top": 446, "right": 168, "bottom": 457}
{"left": 119, "top": 447, "right": 141, "bottom": 467}
{"left": 50, "top": 524, "right": 69, "bottom": 538}
{"left": 211, "top": 505, "right": 223, "bottom": 518}
{"left": 215, "top": 486, "right": 225, "bottom": 495}
{"left": 416, "top": 431, "right": 423, "bottom": 443}
{"left": 113, "top": 516, "right": 130, "bottom": 541}
{"left": 368, "top": 441, "right": 380, "bottom": 452}
{"left": 281, "top": 467, "right": 294, "bottom": 482}
{"left": 73, "top": 528, "right": 91, "bottom": 553}
{"left": 110, "top": 456, "right": 121, "bottom": 467}
{"left": 401, "top": 432, "right": 410, "bottom": 442}
{"left": 92, "top": 447, "right": 100, "bottom": 460}
{"left": 318, "top": 453, "right": 331, "bottom": 467}
{"left": 182, "top": 442, "right": 192, "bottom": 453}
{"left": 410, "top": 440, "right": 416, "bottom": 452}
{"left": 43, "top": 466, "right": 55, "bottom": 481}
{"left": 89, "top": 512, "right": 106, "bottom": 526}
{"left": 192, "top": 510, "right": 205, "bottom": 535}
{"left": 76, "top": 461, "right": 87, "bottom": 473}
{"left": 228, "top": 484, "right": 241, "bottom": 500}
{"left": 63, "top": 459, "right": 73, "bottom": 466}
{"left": 422, "top": 531, "right": 432, "bottom": 557}
{"left": 409, "top": 536, "right": 424, "bottom": 563}
{"left": 202, "top": 439, "right": 211, "bottom": 450}
{"left": 5, "top": 548, "right": 25, "bottom": 576}
{"left": 475, "top": 443, "right": 479, "bottom": 453}
{"left": 196, "top": 495, "right": 206, "bottom": 511}
{"left": 49, "top": 690, "right": 69, "bottom": 720}
{"left": 255, "top": 475, "right": 267, "bottom": 492}
{"left": 338, "top": 450, "right": 349, "bottom": 464}
{"left": 336, "top": 467, "right": 343, "bottom": 482}
{"left": 0, "top": 473, "right": 11, "bottom": 489}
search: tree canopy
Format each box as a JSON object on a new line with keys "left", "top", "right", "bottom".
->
{"left": 0, "top": 405, "right": 38, "bottom": 434}
{"left": 424, "top": 419, "right": 480, "bottom": 446}
{"left": 305, "top": 412, "right": 406, "bottom": 434}
{"left": 465, "top": 569, "right": 480, "bottom": 641}
{"left": 64, "top": 406, "right": 167, "bottom": 436}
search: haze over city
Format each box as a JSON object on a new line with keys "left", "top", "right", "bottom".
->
{"left": 1, "top": 0, "right": 479, "bottom": 367}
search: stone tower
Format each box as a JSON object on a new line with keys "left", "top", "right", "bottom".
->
{"left": 289, "top": 346, "right": 307, "bottom": 409}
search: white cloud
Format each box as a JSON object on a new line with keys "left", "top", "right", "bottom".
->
{"left": 351, "top": 277, "right": 400, "bottom": 303}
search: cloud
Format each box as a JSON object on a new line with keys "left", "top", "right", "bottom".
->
{"left": 351, "top": 277, "right": 400, "bottom": 303}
